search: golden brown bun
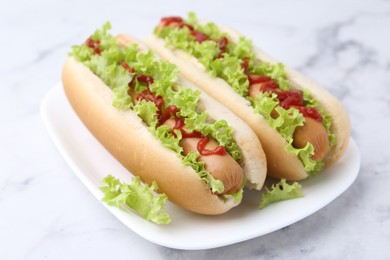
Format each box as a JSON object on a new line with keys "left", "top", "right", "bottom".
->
{"left": 145, "top": 26, "right": 350, "bottom": 180}
{"left": 62, "top": 36, "right": 266, "bottom": 214}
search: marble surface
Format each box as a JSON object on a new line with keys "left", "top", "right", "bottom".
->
{"left": 1, "top": 0, "right": 389, "bottom": 259}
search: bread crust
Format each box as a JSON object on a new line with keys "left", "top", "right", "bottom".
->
{"left": 145, "top": 26, "right": 350, "bottom": 180}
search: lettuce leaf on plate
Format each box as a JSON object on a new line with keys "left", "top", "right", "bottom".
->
{"left": 259, "top": 179, "right": 303, "bottom": 209}
{"left": 100, "top": 175, "right": 171, "bottom": 224}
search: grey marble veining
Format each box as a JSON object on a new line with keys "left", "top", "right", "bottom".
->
{"left": 1, "top": 0, "right": 389, "bottom": 259}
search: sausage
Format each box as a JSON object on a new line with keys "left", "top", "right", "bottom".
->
{"left": 293, "top": 117, "right": 330, "bottom": 161}
{"left": 249, "top": 81, "right": 330, "bottom": 161}
{"left": 163, "top": 119, "right": 244, "bottom": 194}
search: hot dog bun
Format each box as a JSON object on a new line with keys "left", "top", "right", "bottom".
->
{"left": 62, "top": 34, "right": 266, "bottom": 215}
{"left": 145, "top": 21, "right": 350, "bottom": 181}
{"left": 223, "top": 27, "right": 350, "bottom": 167}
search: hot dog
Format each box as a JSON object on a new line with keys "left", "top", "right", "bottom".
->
{"left": 145, "top": 13, "right": 351, "bottom": 180}
{"left": 62, "top": 23, "right": 267, "bottom": 215}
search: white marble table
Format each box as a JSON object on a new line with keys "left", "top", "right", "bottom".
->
{"left": 1, "top": 0, "right": 389, "bottom": 259}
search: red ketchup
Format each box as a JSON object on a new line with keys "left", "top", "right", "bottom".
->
{"left": 120, "top": 61, "right": 135, "bottom": 73}
{"left": 85, "top": 37, "right": 101, "bottom": 55}
{"left": 296, "top": 107, "right": 323, "bottom": 122}
{"left": 242, "top": 57, "right": 250, "bottom": 75}
{"left": 216, "top": 37, "right": 228, "bottom": 53}
{"left": 191, "top": 31, "right": 209, "bottom": 43}
{"left": 128, "top": 72, "right": 226, "bottom": 156}
{"left": 159, "top": 16, "right": 229, "bottom": 57}
{"left": 161, "top": 16, "right": 184, "bottom": 26}
{"left": 197, "top": 136, "right": 226, "bottom": 156}
{"left": 242, "top": 58, "right": 323, "bottom": 122}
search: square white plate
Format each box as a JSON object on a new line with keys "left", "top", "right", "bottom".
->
{"left": 41, "top": 84, "right": 361, "bottom": 250}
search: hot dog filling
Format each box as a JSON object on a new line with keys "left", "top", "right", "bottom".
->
{"left": 70, "top": 23, "right": 244, "bottom": 196}
{"left": 127, "top": 71, "right": 227, "bottom": 156}
{"left": 155, "top": 13, "right": 336, "bottom": 175}
{"left": 125, "top": 71, "right": 243, "bottom": 194}
{"left": 241, "top": 59, "right": 330, "bottom": 162}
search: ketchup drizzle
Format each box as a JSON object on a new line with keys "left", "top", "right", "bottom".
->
{"left": 85, "top": 37, "right": 101, "bottom": 55}
{"left": 241, "top": 57, "right": 323, "bottom": 122}
{"left": 120, "top": 61, "right": 135, "bottom": 73}
{"left": 128, "top": 71, "right": 226, "bottom": 156}
{"left": 197, "top": 136, "right": 226, "bottom": 156}
{"left": 159, "top": 16, "right": 229, "bottom": 58}
{"left": 161, "top": 16, "right": 184, "bottom": 26}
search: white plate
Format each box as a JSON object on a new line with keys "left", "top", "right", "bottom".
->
{"left": 41, "top": 84, "right": 361, "bottom": 250}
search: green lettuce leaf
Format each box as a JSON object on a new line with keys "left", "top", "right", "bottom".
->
{"left": 132, "top": 100, "right": 159, "bottom": 127}
{"left": 112, "top": 85, "right": 132, "bottom": 109}
{"left": 182, "top": 152, "right": 224, "bottom": 193}
{"left": 209, "top": 54, "right": 249, "bottom": 96}
{"left": 323, "top": 113, "right": 336, "bottom": 147}
{"left": 232, "top": 37, "right": 255, "bottom": 60}
{"left": 186, "top": 12, "right": 226, "bottom": 40}
{"left": 286, "top": 141, "right": 322, "bottom": 175}
{"left": 208, "top": 120, "right": 242, "bottom": 160}
{"left": 251, "top": 62, "right": 290, "bottom": 91}
{"left": 252, "top": 92, "right": 305, "bottom": 142}
{"left": 251, "top": 92, "right": 324, "bottom": 174}
{"left": 272, "top": 107, "right": 305, "bottom": 139}
{"left": 259, "top": 179, "right": 303, "bottom": 209}
{"left": 91, "top": 21, "right": 112, "bottom": 43}
{"left": 166, "top": 87, "right": 200, "bottom": 116}
{"left": 223, "top": 188, "right": 243, "bottom": 202}
{"left": 193, "top": 40, "right": 221, "bottom": 68}
{"left": 70, "top": 21, "right": 113, "bottom": 62}
{"left": 100, "top": 175, "right": 171, "bottom": 224}
{"left": 70, "top": 44, "right": 93, "bottom": 62}
{"left": 150, "top": 125, "right": 183, "bottom": 155}
{"left": 163, "top": 26, "right": 195, "bottom": 51}
{"left": 150, "top": 60, "right": 179, "bottom": 97}
{"left": 87, "top": 55, "right": 131, "bottom": 90}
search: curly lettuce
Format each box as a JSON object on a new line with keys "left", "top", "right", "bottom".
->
{"left": 182, "top": 151, "right": 224, "bottom": 193}
{"left": 251, "top": 92, "right": 326, "bottom": 175}
{"left": 209, "top": 54, "right": 250, "bottom": 96}
{"left": 100, "top": 175, "right": 171, "bottom": 224}
{"left": 259, "top": 179, "right": 303, "bottom": 209}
